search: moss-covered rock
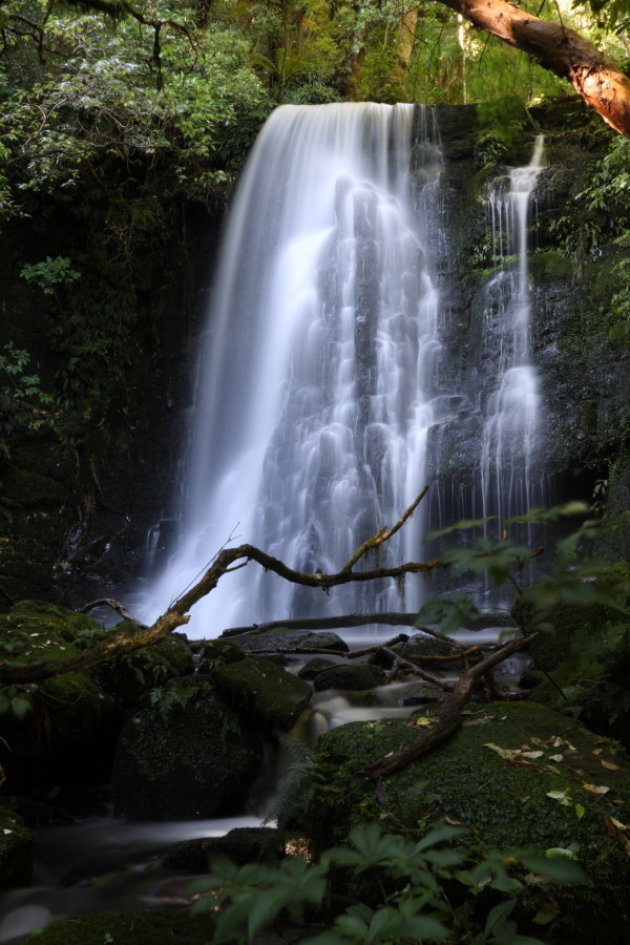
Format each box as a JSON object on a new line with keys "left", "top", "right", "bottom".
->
{"left": 210, "top": 657, "right": 311, "bottom": 730}
{"left": 392, "top": 633, "right": 467, "bottom": 671}
{"left": 287, "top": 701, "right": 630, "bottom": 943}
{"left": 298, "top": 657, "right": 337, "bottom": 680}
{"left": 0, "top": 601, "right": 121, "bottom": 792}
{"left": 197, "top": 639, "right": 246, "bottom": 673}
{"left": 19, "top": 909, "right": 213, "bottom": 945}
{"left": 312, "top": 664, "right": 387, "bottom": 692}
{"left": 0, "top": 805, "right": 32, "bottom": 889}
{"left": 111, "top": 681, "right": 262, "bottom": 819}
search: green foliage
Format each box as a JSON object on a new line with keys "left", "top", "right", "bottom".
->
{"left": 0, "top": 684, "right": 35, "bottom": 719}
{"left": 0, "top": 342, "right": 57, "bottom": 454}
{"left": 426, "top": 504, "right": 630, "bottom": 636}
{"left": 415, "top": 594, "right": 481, "bottom": 634}
{"left": 20, "top": 256, "right": 80, "bottom": 295}
{"left": 147, "top": 679, "right": 198, "bottom": 720}
{"left": 191, "top": 822, "right": 583, "bottom": 945}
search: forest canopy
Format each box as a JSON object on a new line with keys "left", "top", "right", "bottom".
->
{"left": 1, "top": 0, "right": 630, "bottom": 200}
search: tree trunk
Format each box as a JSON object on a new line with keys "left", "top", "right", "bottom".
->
{"left": 434, "top": 0, "right": 630, "bottom": 136}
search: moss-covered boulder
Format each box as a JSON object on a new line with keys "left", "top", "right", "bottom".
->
{"left": 312, "top": 664, "right": 387, "bottom": 692}
{"left": 0, "top": 805, "right": 32, "bottom": 889}
{"left": 298, "top": 657, "right": 337, "bottom": 680}
{"left": 19, "top": 909, "right": 212, "bottom": 945}
{"left": 111, "top": 681, "right": 262, "bottom": 819}
{"left": 287, "top": 701, "right": 630, "bottom": 944}
{"left": 392, "top": 633, "right": 467, "bottom": 671}
{"left": 0, "top": 601, "right": 121, "bottom": 792}
{"left": 211, "top": 657, "right": 311, "bottom": 730}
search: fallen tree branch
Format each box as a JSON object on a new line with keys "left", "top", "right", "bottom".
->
{"left": 362, "top": 632, "right": 537, "bottom": 779}
{"left": 0, "top": 489, "right": 442, "bottom": 684}
{"left": 382, "top": 647, "right": 453, "bottom": 692}
{"left": 79, "top": 598, "right": 140, "bottom": 622}
{"left": 222, "top": 613, "right": 422, "bottom": 638}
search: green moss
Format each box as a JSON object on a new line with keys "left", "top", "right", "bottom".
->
{"left": 211, "top": 657, "right": 312, "bottom": 730}
{"left": 198, "top": 639, "right": 246, "bottom": 673}
{"left": 291, "top": 703, "right": 630, "bottom": 942}
{"left": 296, "top": 702, "right": 630, "bottom": 852}
{"left": 94, "top": 621, "right": 195, "bottom": 704}
{"left": 20, "top": 909, "right": 213, "bottom": 945}
{"left": 528, "top": 251, "right": 573, "bottom": 281}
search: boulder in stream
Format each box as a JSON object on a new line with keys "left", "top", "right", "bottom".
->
{"left": 112, "top": 681, "right": 262, "bottom": 819}
{"left": 210, "top": 657, "right": 312, "bottom": 730}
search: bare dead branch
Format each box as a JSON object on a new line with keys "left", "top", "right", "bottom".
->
{"left": 0, "top": 492, "right": 442, "bottom": 685}
{"left": 341, "top": 485, "right": 429, "bottom": 572}
{"left": 362, "top": 632, "right": 537, "bottom": 779}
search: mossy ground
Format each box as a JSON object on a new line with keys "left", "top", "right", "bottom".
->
{"left": 291, "top": 702, "right": 630, "bottom": 943}
{"left": 19, "top": 909, "right": 213, "bottom": 945}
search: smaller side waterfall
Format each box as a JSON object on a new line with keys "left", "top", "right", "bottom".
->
{"left": 480, "top": 137, "right": 545, "bottom": 537}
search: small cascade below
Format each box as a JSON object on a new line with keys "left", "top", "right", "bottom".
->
{"left": 480, "top": 136, "right": 545, "bottom": 538}
{"left": 142, "top": 103, "right": 444, "bottom": 635}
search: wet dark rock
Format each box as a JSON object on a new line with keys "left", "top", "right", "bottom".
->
{"left": 312, "top": 664, "right": 387, "bottom": 692}
{"left": 399, "top": 686, "right": 438, "bottom": 706}
{"left": 112, "top": 684, "right": 261, "bottom": 819}
{"left": 163, "top": 826, "right": 286, "bottom": 871}
{"left": 210, "top": 657, "right": 312, "bottom": 730}
{"left": 298, "top": 657, "right": 337, "bottom": 680}
{"left": 392, "top": 634, "right": 466, "bottom": 672}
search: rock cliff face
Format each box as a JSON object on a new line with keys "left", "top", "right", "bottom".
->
{"left": 418, "top": 102, "right": 628, "bottom": 547}
{"left": 0, "top": 99, "right": 627, "bottom": 613}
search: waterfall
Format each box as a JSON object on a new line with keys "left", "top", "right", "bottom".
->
{"left": 142, "top": 104, "right": 443, "bottom": 636}
{"left": 480, "top": 136, "right": 545, "bottom": 539}
{"left": 139, "top": 109, "right": 546, "bottom": 637}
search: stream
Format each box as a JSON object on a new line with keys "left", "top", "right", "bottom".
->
{"left": 0, "top": 626, "right": 528, "bottom": 943}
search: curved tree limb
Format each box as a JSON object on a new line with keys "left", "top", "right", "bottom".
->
{"left": 0, "top": 489, "right": 441, "bottom": 685}
{"left": 435, "top": 0, "right": 630, "bottom": 136}
{"left": 341, "top": 485, "right": 429, "bottom": 572}
{"left": 362, "top": 632, "right": 537, "bottom": 779}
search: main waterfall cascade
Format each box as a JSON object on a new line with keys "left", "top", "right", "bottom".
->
{"left": 140, "top": 105, "right": 546, "bottom": 637}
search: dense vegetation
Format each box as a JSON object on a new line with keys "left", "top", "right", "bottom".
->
{"left": 0, "top": 0, "right": 629, "bottom": 465}
{"left": 0, "top": 3, "right": 629, "bottom": 944}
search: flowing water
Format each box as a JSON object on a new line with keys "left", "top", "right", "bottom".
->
{"left": 480, "top": 136, "right": 546, "bottom": 538}
{"left": 139, "top": 105, "right": 545, "bottom": 637}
